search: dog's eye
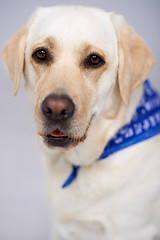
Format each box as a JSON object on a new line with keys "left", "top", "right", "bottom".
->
{"left": 32, "top": 49, "right": 48, "bottom": 62}
{"left": 89, "top": 55, "right": 101, "bottom": 64}
{"left": 85, "top": 54, "right": 105, "bottom": 68}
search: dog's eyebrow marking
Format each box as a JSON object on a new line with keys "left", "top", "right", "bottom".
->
{"left": 31, "top": 36, "right": 57, "bottom": 53}
{"left": 45, "top": 36, "right": 57, "bottom": 49}
{"left": 79, "top": 42, "right": 106, "bottom": 59}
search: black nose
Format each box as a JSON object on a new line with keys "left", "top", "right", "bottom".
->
{"left": 41, "top": 94, "right": 75, "bottom": 122}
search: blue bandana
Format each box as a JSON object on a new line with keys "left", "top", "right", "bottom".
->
{"left": 62, "top": 80, "right": 160, "bottom": 188}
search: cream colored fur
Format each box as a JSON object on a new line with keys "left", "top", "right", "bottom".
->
{"left": 2, "top": 5, "right": 160, "bottom": 240}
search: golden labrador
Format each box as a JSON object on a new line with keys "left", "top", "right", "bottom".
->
{"left": 2, "top": 5, "right": 160, "bottom": 240}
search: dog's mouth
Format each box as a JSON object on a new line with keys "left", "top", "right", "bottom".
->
{"left": 46, "top": 129, "right": 86, "bottom": 148}
{"left": 39, "top": 129, "right": 86, "bottom": 148}
{"left": 38, "top": 115, "right": 95, "bottom": 148}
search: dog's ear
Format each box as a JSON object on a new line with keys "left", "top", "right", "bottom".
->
{"left": 2, "top": 25, "right": 29, "bottom": 96}
{"left": 110, "top": 14, "right": 155, "bottom": 105}
{"left": 1, "top": 9, "right": 39, "bottom": 96}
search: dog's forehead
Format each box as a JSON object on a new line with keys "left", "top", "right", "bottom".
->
{"left": 27, "top": 6, "right": 117, "bottom": 52}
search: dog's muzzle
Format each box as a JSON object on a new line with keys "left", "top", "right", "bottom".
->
{"left": 40, "top": 94, "right": 78, "bottom": 148}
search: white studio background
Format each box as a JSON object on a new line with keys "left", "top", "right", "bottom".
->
{"left": 0, "top": 0, "right": 160, "bottom": 239}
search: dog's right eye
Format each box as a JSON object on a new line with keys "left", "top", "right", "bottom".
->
{"left": 32, "top": 48, "right": 48, "bottom": 62}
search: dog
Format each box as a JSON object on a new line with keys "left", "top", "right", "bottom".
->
{"left": 2, "top": 5, "right": 160, "bottom": 240}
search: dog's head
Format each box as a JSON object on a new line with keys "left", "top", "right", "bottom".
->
{"left": 2, "top": 6, "right": 155, "bottom": 151}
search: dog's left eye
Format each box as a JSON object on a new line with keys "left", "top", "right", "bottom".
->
{"left": 85, "top": 54, "right": 105, "bottom": 68}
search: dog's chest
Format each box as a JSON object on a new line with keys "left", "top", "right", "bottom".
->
{"left": 46, "top": 136, "right": 160, "bottom": 239}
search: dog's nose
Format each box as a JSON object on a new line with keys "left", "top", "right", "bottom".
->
{"left": 41, "top": 94, "right": 75, "bottom": 122}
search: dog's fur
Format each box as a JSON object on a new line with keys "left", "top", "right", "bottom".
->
{"left": 2, "top": 5, "right": 160, "bottom": 240}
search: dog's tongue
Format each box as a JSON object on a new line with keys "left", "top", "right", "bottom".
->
{"left": 49, "top": 129, "right": 66, "bottom": 137}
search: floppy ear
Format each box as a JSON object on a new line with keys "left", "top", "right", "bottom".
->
{"left": 110, "top": 14, "right": 155, "bottom": 105}
{"left": 2, "top": 25, "right": 29, "bottom": 96}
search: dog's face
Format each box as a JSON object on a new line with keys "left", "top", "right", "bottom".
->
{"left": 24, "top": 6, "right": 119, "bottom": 148}
{"left": 2, "top": 6, "right": 155, "bottom": 152}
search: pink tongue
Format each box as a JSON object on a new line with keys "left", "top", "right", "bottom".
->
{"left": 49, "top": 130, "right": 66, "bottom": 137}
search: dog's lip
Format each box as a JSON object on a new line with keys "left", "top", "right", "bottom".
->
{"left": 48, "top": 129, "right": 67, "bottom": 138}
{"left": 38, "top": 114, "right": 95, "bottom": 148}
{"left": 38, "top": 128, "right": 85, "bottom": 148}
{"left": 38, "top": 129, "right": 67, "bottom": 138}
{"left": 45, "top": 132, "right": 72, "bottom": 148}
